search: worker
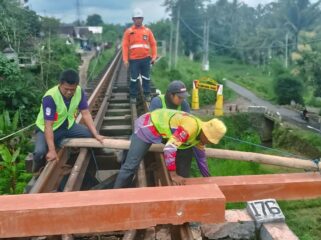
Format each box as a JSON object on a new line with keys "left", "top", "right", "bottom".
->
{"left": 122, "top": 8, "right": 157, "bottom": 104}
{"left": 149, "top": 80, "right": 194, "bottom": 178}
{"left": 32, "top": 69, "right": 105, "bottom": 173}
{"left": 114, "top": 109, "right": 227, "bottom": 188}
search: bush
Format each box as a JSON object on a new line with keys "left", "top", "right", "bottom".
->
{"left": 274, "top": 74, "right": 304, "bottom": 105}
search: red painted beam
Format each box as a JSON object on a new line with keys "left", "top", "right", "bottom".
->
{"left": 184, "top": 172, "right": 321, "bottom": 202}
{"left": 0, "top": 184, "right": 225, "bottom": 238}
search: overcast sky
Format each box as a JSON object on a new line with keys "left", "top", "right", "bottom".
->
{"left": 28, "top": 0, "right": 273, "bottom": 24}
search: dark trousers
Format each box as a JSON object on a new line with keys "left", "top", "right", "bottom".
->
{"left": 129, "top": 57, "right": 151, "bottom": 98}
{"left": 32, "top": 123, "right": 92, "bottom": 173}
{"left": 114, "top": 134, "right": 193, "bottom": 188}
{"left": 176, "top": 148, "right": 193, "bottom": 178}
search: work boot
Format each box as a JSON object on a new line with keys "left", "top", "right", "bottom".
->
{"left": 130, "top": 97, "right": 137, "bottom": 104}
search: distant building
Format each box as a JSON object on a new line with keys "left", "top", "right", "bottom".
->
{"left": 58, "top": 25, "right": 103, "bottom": 52}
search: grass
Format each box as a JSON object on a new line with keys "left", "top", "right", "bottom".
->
{"left": 87, "top": 47, "right": 115, "bottom": 82}
{"left": 210, "top": 55, "right": 276, "bottom": 101}
{"left": 152, "top": 56, "right": 237, "bottom": 104}
{"left": 210, "top": 55, "right": 321, "bottom": 110}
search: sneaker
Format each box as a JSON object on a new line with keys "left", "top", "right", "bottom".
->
{"left": 130, "top": 97, "right": 137, "bottom": 104}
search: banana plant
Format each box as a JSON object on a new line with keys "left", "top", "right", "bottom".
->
{"left": 0, "top": 110, "right": 32, "bottom": 194}
{"left": 0, "top": 144, "right": 20, "bottom": 194}
{"left": 0, "top": 110, "right": 19, "bottom": 136}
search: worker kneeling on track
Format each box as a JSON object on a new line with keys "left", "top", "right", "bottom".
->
{"left": 113, "top": 109, "right": 227, "bottom": 188}
{"left": 32, "top": 69, "right": 105, "bottom": 173}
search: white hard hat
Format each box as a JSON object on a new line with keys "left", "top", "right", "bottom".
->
{"left": 132, "top": 8, "right": 143, "bottom": 18}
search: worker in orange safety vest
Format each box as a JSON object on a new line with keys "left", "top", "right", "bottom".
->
{"left": 122, "top": 8, "right": 157, "bottom": 104}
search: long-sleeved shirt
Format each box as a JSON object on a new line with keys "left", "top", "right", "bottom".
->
{"left": 134, "top": 112, "right": 210, "bottom": 177}
{"left": 149, "top": 94, "right": 191, "bottom": 113}
{"left": 122, "top": 25, "right": 157, "bottom": 62}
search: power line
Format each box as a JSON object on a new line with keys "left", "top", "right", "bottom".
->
{"left": 179, "top": 17, "right": 321, "bottom": 51}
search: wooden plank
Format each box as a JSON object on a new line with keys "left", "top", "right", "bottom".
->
{"left": 101, "top": 125, "right": 132, "bottom": 131}
{"left": 184, "top": 172, "right": 321, "bottom": 202}
{"left": 62, "top": 138, "right": 319, "bottom": 171}
{"left": 0, "top": 184, "right": 225, "bottom": 238}
{"left": 104, "top": 116, "right": 131, "bottom": 120}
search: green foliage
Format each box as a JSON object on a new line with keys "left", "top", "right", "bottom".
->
{"left": 101, "top": 24, "right": 123, "bottom": 44}
{"left": 40, "top": 16, "right": 60, "bottom": 37}
{"left": 0, "top": 110, "right": 32, "bottom": 194}
{"left": 274, "top": 74, "right": 304, "bottom": 105}
{"left": 163, "top": 0, "right": 204, "bottom": 56}
{"left": 86, "top": 14, "right": 104, "bottom": 26}
{"left": 152, "top": 56, "right": 235, "bottom": 105}
{"left": 0, "top": 0, "right": 41, "bottom": 52}
{"left": 296, "top": 50, "right": 321, "bottom": 97}
{"left": 37, "top": 37, "right": 81, "bottom": 90}
{"left": 148, "top": 20, "right": 171, "bottom": 44}
{"left": 273, "top": 123, "right": 321, "bottom": 158}
{"left": 0, "top": 53, "right": 39, "bottom": 123}
{"left": 88, "top": 47, "right": 115, "bottom": 82}
{"left": 0, "top": 110, "right": 19, "bottom": 136}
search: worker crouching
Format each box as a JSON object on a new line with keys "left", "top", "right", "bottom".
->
{"left": 114, "top": 109, "right": 227, "bottom": 188}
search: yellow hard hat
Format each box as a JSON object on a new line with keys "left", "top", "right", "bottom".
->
{"left": 201, "top": 119, "right": 227, "bottom": 144}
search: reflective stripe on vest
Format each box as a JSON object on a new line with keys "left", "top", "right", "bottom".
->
{"left": 150, "top": 109, "right": 202, "bottom": 149}
{"left": 159, "top": 95, "right": 182, "bottom": 111}
{"left": 129, "top": 44, "right": 150, "bottom": 49}
{"left": 35, "top": 85, "right": 82, "bottom": 131}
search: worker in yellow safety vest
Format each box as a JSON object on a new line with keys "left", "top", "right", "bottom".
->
{"left": 149, "top": 80, "right": 195, "bottom": 178}
{"left": 32, "top": 69, "right": 105, "bottom": 173}
{"left": 114, "top": 109, "right": 226, "bottom": 188}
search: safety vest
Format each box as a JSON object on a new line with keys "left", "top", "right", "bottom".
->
{"left": 36, "top": 85, "right": 82, "bottom": 131}
{"left": 150, "top": 109, "right": 202, "bottom": 149}
{"left": 159, "top": 95, "right": 182, "bottom": 111}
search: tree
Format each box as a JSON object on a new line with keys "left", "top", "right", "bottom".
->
{"left": 148, "top": 20, "right": 171, "bottom": 44}
{"left": 0, "top": 0, "right": 41, "bottom": 53}
{"left": 271, "top": 0, "right": 321, "bottom": 50}
{"left": 295, "top": 50, "right": 321, "bottom": 97}
{"left": 86, "top": 14, "right": 104, "bottom": 26}
{"left": 40, "top": 16, "right": 60, "bottom": 37}
{"left": 163, "top": 0, "right": 204, "bottom": 57}
{"left": 102, "top": 23, "right": 123, "bottom": 43}
{"left": 274, "top": 74, "right": 304, "bottom": 105}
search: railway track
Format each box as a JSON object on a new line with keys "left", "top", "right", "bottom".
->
{"left": 25, "top": 51, "right": 197, "bottom": 240}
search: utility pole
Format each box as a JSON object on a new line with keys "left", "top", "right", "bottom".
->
{"left": 169, "top": 21, "right": 173, "bottom": 69}
{"left": 174, "top": 6, "right": 180, "bottom": 68}
{"left": 202, "top": 17, "right": 207, "bottom": 69}
{"left": 76, "top": 0, "right": 81, "bottom": 26}
{"left": 285, "top": 32, "right": 288, "bottom": 68}
{"left": 206, "top": 19, "right": 210, "bottom": 69}
{"left": 202, "top": 15, "right": 210, "bottom": 71}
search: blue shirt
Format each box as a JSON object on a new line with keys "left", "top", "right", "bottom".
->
{"left": 149, "top": 95, "right": 190, "bottom": 112}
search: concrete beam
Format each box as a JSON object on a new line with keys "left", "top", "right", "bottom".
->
{"left": 0, "top": 184, "right": 225, "bottom": 238}
{"left": 184, "top": 172, "right": 321, "bottom": 202}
